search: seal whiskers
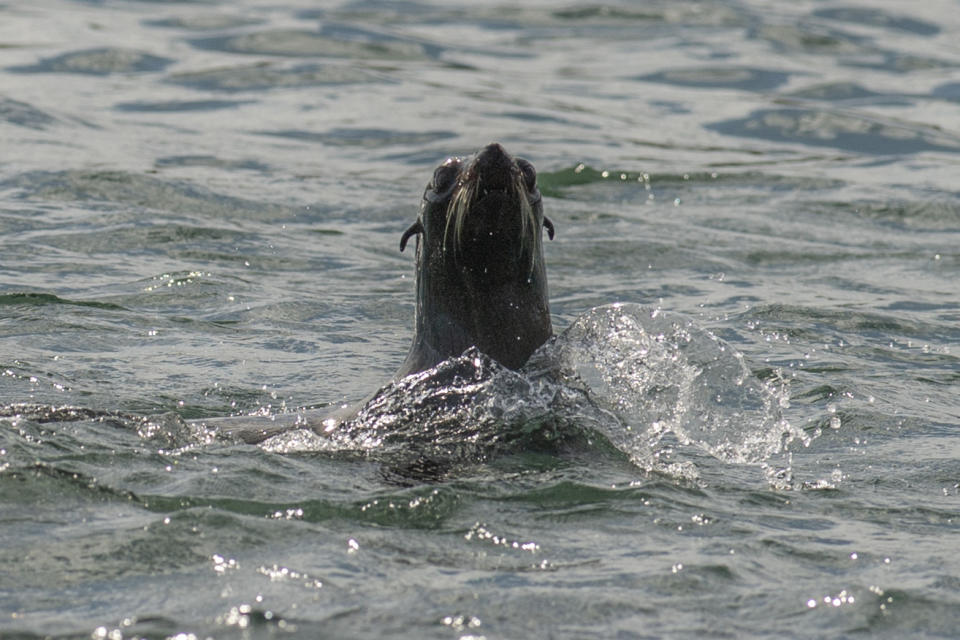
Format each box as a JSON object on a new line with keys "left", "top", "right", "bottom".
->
{"left": 442, "top": 176, "right": 476, "bottom": 262}
{"left": 442, "top": 171, "right": 540, "bottom": 277}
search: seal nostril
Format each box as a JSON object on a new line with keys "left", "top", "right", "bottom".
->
{"left": 474, "top": 143, "right": 515, "bottom": 192}
{"left": 483, "top": 142, "right": 506, "bottom": 155}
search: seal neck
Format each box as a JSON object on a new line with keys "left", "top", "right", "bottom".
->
{"left": 399, "top": 262, "right": 551, "bottom": 377}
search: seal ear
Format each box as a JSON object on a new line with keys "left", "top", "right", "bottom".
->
{"left": 543, "top": 216, "right": 555, "bottom": 240}
{"left": 400, "top": 220, "right": 423, "bottom": 252}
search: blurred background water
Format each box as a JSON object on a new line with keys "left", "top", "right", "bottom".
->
{"left": 1, "top": 0, "right": 959, "bottom": 638}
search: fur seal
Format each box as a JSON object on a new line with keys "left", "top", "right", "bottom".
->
{"left": 396, "top": 142, "right": 555, "bottom": 376}
{"left": 199, "top": 143, "right": 554, "bottom": 444}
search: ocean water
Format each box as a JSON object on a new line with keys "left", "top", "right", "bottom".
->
{"left": 1, "top": 0, "right": 959, "bottom": 638}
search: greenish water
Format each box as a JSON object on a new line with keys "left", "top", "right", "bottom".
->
{"left": 1, "top": 1, "right": 959, "bottom": 638}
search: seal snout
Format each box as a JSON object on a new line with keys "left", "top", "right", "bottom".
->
{"left": 473, "top": 142, "right": 517, "bottom": 194}
{"left": 478, "top": 142, "right": 509, "bottom": 162}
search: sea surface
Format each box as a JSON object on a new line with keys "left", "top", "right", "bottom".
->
{"left": 1, "top": 0, "right": 959, "bottom": 638}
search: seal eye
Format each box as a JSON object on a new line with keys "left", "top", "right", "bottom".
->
{"left": 424, "top": 158, "right": 460, "bottom": 204}
{"left": 428, "top": 158, "right": 460, "bottom": 200}
{"left": 517, "top": 158, "right": 541, "bottom": 204}
{"left": 517, "top": 158, "right": 537, "bottom": 191}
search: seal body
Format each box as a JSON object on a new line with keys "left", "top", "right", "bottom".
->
{"left": 397, "top": 143, "right": 554, "bottom": 377}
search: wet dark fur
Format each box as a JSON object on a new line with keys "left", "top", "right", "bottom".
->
{"left": 397, "top": 143, "right": 554, "bottom": 377}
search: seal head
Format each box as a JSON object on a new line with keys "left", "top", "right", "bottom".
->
{"left": 397, "top": 143, "right": 554, "bottom": 377}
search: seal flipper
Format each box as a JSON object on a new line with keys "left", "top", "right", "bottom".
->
{"left": 400, "top": 220, "right": 423, "bottom": 252}
{"left": 543, "top": 216, "right": 555, "bottom": 240}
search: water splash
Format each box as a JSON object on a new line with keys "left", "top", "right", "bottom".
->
{"left": 262, "top": 304, "right": 800, "bottom": 482}
{"left": 261, "top": 351, "right": 563, "bottom": 471}
{"left": 544, "top": 304, "right": 798, "bottom": 469}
